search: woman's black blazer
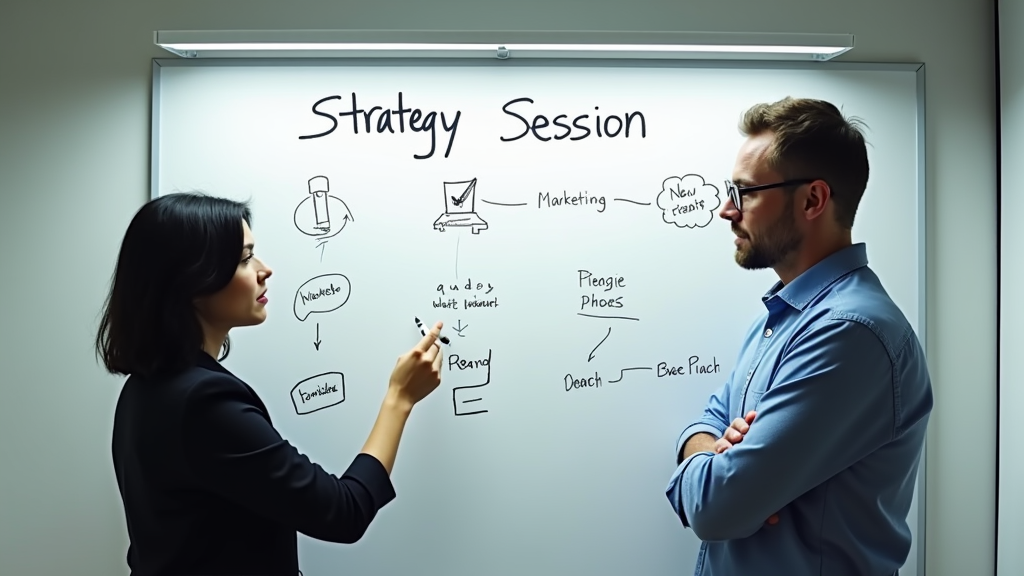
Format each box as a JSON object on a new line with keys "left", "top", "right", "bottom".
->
{"left": 111, "top": 351, "right": 396, "bottom": 576}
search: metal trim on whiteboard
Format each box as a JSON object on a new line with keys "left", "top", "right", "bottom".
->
{"left": 151, "top": 56, "right": 923, "bottom": 72}
{"left": 913, "top": 60, "right": 928, "bottom": 576}
{"left": 150, "top": 59, "right": 163, "bottom": 201}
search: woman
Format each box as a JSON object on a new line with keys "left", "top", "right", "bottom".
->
{"left": 96, "top": 192, "right": 444, "bottom": 576}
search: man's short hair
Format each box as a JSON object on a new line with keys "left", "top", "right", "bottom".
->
{"left": 740, "top": 97, "right": 870, "bottom": 229}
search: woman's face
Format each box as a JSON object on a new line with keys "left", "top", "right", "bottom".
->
{"left": 194, "top": 220, "right": 273, "bottom": 333}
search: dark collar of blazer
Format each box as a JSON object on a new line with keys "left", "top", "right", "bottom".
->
{"left": 192, "top": 350, "right": 273, "bottom": 424}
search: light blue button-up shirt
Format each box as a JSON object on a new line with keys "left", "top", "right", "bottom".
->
{"left": 665, "top": 243, "right": 933, "bottom": 576}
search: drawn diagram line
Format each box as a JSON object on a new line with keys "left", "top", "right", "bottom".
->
{"left": 609, "top": 366, "right": 652, "bottom": 384}
{"left": 588, "top": 327, "right": 611, "bottom": 362}
{"left": 578, "top": 313, "right": 640, "bottom": 321}
{"left": 481, "top": 199, "right": 528, "bottom": 207}
{"left": 613, "top": 198, "right": 652, "bottom": 206}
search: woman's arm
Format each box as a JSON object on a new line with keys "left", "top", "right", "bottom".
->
{"left": 181, "top": 325, "right": 444, "bottom": 544}
{"left": 359, "top": 389, "right": 412, "bottom": 475}
{"left": 358, "top": 322, "right": 444, "bottom": 475}
{"left": 182, "top": 375, "right": 396, "bottom": 544}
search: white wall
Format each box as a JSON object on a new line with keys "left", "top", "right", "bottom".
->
{"left": 999, "top": 1, "right": 1022, "bottom": 574}
{"left": 0, "top": 1, "right": 997, "bottom": 575}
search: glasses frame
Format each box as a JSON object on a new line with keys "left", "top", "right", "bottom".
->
{"left": 724, "top": 178, "right": 819, "bottom": 211}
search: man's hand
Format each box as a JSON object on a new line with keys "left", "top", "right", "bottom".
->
{"left": 714, "top": 410, "right": 756, "bottom": 453}
{"left": 714, "top": 410, "right": 780, "bottom": 526}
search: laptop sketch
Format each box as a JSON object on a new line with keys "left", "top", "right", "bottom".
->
{"left": 434, "top": 178, "right": 489, "bottom": 234}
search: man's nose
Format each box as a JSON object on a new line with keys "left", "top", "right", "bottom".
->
{"left": 720, "top": 197, "right": 740, "bottom": 220}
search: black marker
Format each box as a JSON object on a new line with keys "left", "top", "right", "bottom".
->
{"left": 415, "top": 317, "right": 450, "bottom": 345}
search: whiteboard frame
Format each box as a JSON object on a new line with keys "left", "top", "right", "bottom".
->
{"left": 150, "top": 57, "right": 928, "bottom": 576}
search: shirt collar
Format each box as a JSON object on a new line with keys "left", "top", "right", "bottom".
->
{"left": 763, "top": 243, "right": 868, "bottom": 311}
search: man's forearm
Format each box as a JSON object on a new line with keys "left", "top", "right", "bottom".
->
{"left": 678, "top": 432, "right": 717, "bottom": 463}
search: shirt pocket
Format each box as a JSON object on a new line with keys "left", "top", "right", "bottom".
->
{"left": 741, "top": 389, "right": 764, "bottom": 414}
{"left": 741, "top": 387, "right": 765, "bottom": 409}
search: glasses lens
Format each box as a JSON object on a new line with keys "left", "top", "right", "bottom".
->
{"left": 726, "top": 181, "right": 740, "bottom": 209}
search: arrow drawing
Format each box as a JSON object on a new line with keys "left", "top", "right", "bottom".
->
{"left": 313, "top": 323, "right": 322, "bottom": 351}
{"left": 588, "top": 327, "right": 611, "bottom": 362}
{"left": 608, "top": 366, "right": 652, "bottom": 383}
{"left": 453, "top": 319, "right": 468, "bottom": 337}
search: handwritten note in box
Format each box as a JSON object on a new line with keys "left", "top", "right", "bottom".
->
{"left": 291, "top": 372, "right": 346, "bottom": 415}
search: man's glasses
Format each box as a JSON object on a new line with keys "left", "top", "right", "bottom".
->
{"left": 724, "top": 178, "right": 818, "bottom": 211}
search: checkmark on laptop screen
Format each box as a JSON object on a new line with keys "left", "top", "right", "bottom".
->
{"left": 445, "top": 178, "right": 477, "bottom": 213}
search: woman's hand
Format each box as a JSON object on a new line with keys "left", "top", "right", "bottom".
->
{"left": 387, "top": 320, "right": 444, "bottom": 409}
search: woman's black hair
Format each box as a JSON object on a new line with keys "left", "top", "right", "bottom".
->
{"left": 95, "top": 192, "right": 252, "bottom": 378}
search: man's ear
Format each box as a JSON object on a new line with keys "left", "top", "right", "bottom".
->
{"left": 802, "top": 180, "right": 831, "bottom": 221}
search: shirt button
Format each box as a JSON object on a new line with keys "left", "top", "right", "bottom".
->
{"left": 764, "top": 328, "right": 773, "bottom": 337}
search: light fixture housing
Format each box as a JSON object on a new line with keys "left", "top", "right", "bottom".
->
{"left": 153, "top": 30, "right": 854, "bottom": 61}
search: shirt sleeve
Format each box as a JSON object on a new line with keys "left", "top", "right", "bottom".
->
{"left": 664, "top": 317, "right": 896, "bottom": 542}
{"left": 674, "top": 376, "right": 732, "bottom": 463}
{"left": 181, "top": 374, "right": 397, "bottom": 544}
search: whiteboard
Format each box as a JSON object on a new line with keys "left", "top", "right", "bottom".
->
{"left": 152, "top": 58, "right": 926, "bottom": 576}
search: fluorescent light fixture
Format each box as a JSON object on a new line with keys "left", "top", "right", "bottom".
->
{"left": 153, "top": 30, "right": 854, "bottom": 61}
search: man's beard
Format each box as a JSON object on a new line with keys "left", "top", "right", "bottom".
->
{"left": 733, "top": 201, "right": 803, "bottom": 270}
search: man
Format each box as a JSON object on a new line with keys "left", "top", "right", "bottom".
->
{"left": 665, "top": 97, "right": 933, "bottom": 576}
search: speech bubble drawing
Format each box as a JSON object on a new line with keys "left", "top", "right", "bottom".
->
{"left": 293, "top": 273, "right": 351, "bottom": 322}
{"left": 291, "top": 372, "right": 346, "bottom": 415}
{"left": 656, "top": 174, "right": 722, "bottom": 229}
